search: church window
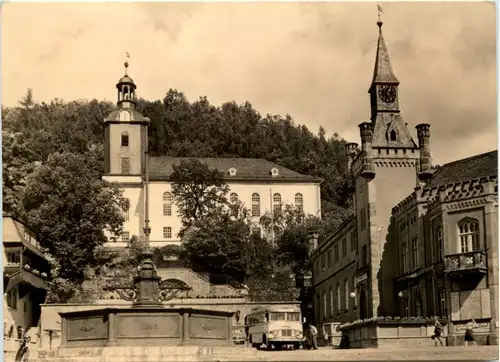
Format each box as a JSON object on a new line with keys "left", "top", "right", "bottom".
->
{"left": 273, "top": 193, "right": 282, "bottom": 213}
{"left": 123, "top": 198, "right": 130, "bottom": 221}
{"left": 342, "top": 237, "right": 347, "bottom": 257}
{"left": 458, "top": 218, "right": 480, "bottom": 253}
{"left": 163, "top": 227, "right": 172, "bottom": 239}
{"left": 121, "top": 158, "right": 130, "bottom": 174}
{"left": 295, "top": 193, "right": 303, "bottom": 212}
{"left": 390, "top": 130, "right": 397, "bottom": 142}
{"left": 121, "top": 232, "right": 130, "bottom": 243}
{"left": 163, "top": 192, "right": 173, "bottom": 216}
{"left": 121, "top": 132, "right": 129, "bottom": 147}
{"left": 334, "top": 243, "right": 339, "bottom": 262}
{"left": 230, "top": 193, "right": 238, "bottom": 204}
{"left": 251, "top": 193, "right": 260, "bottom": 217}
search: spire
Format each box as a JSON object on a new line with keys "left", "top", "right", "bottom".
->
{"left": 371, "top": 20, "right": 399, "bottom": 86}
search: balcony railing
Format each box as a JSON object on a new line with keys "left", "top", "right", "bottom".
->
{"left": 444, "top": 250, "right": 487, "bottom": 275}
{"left": 5, "top": 261, "right": 20, "bottom": 268}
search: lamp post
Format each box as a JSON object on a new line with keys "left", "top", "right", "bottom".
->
{"left": 133, "top": 144, "right": 162, "bottom": 307}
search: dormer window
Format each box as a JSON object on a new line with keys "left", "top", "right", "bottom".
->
{"left": 228, "top": 167, "right": 237, "bottom": 176}
{"left": 270, "top": 168, "right": 279, "bottom": 177}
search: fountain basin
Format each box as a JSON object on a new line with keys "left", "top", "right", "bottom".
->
{"left": 58, "top": 307, "right": 235, "bottom": 348}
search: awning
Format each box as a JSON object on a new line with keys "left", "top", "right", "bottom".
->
{"left": 397, "top": 266, "right": 434, "bottom": 282}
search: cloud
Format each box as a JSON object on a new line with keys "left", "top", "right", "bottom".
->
{"left": 1, "top": 2, "right": 496, "bottom": 165}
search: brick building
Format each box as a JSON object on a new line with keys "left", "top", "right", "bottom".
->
{"left": 311, "top": 19, "right": 498, "bottom": 346}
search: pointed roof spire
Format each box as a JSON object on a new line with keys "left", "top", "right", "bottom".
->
{"left": 371, "top": 18, "right": 399, "bottom": 86}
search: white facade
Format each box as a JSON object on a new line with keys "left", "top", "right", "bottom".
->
{"left": 103, "top": 176, "right": 322, "bottom": 248}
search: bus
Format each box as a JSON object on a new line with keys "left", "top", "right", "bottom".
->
{"left": 245, "top": 305, "right": 304, "bottom": 350}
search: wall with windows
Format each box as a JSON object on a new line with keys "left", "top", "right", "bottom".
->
{"left": 106, "top": 180, "right": 321, "bottom": 248}
{"left": 312, "top": 216, "right": 359, "bottom": 325}
{"left": 105, "top": 123, "right": 146, "bottom": 175}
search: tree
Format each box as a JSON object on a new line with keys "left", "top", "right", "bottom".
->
{"left": 170, "top": 159, "right": 230, "bottom": 236}
{"left": 19, "top": 147, "right": 126, "bottom": 301}
{"left": 180, "top": 212, "right": 253, "bottom": 283}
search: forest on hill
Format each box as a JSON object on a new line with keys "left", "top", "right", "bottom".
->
{"left": 3, "top": 89, "right": 352, "bottom": 236}
{"left": 2, "top": 89, "right": 353, "bottom": 301}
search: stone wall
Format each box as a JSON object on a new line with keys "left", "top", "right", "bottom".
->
{"left": 38, "top": 300, "right": 300, "bottom": 350}
{"left": 341, "top": 320, "right": 449, "bottom": 348}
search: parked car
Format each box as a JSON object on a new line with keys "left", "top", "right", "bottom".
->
{"left": 233, "top": 326, "right": 246, "bottom": 345}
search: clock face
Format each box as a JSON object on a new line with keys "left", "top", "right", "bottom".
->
{"left": 378, "top": 85, "right": 397, "bottom": 104}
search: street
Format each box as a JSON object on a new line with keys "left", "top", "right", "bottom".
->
{"left": 247, "top": 345, "right": 499, "bottom": 361}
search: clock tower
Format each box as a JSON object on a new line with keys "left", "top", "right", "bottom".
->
{"left": 368, "top": 20, "right": 417, "bottom": 150}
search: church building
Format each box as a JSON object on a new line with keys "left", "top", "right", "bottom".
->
{"left": 311, "top": 19, "right": 498, "bottom": 346}
{"left": 101, "top": 63, "right": 322, "bottom": 249}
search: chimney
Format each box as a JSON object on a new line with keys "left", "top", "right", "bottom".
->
{"left": 416, "top": 123, "right": 433, "bottom": 182}
{"left": 359, "top": 122, "right": 376, "bottom": 180}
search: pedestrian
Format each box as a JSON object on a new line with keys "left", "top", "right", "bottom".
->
{"left": 309, "top": 324, "right": 318, "bottom": 350}
{"left": 432, "top": 319, "right": 444, "bottom": 347}
{"left": 464, "top": 319, "right": 478, "bottom": 347}
{"left": 324, "top": 330, "right": 329, "bottom": 347}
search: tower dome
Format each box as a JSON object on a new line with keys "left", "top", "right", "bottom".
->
{"left": 116, "top": 61, "right": 137, "bottom": 109}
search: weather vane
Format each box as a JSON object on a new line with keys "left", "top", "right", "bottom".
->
{"left": 377, "top": 4, "right": 384, "bottom": 24}
{"left": 124, "top": 52, "right": 130, "bottom": 74}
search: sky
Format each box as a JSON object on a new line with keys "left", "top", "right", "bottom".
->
{"left": 1, "top": 2, "right": 497, "bottom": 165}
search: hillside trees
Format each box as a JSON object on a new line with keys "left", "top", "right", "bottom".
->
{"left": 3, "top": 88, "right": 352, "bottom": 299}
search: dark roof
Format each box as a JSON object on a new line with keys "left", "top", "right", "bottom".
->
{"left": 425, "top": 150, "right": 497, "bottom": 189}
{"left": 148, "top": 157, "right": 322, "bottom": 182}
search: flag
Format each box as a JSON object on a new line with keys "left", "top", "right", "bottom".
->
{"left": 377, "top": 4, "right": 383, "bottom": 13}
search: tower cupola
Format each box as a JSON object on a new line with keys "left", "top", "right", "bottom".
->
{"left": 116, "top": 61, "right": 137, "bottom": 109}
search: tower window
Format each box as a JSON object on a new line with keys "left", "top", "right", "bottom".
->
{"left": 390, "top": 130, "right": 397, "bottom": 142}
{"left": 121, "top": 158, "right": 130, "bottom": 174}
{"left": 121, "top": 132, "right": 129, "bottom": 147}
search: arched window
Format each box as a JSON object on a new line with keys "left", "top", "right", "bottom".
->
{"left": 122, "top": 198, "right": 130, "bottom": 221}
{"left": 163, "top": 192, "right": 173, "bottom": 216}
{"left": 229, "top": 193, "right": 239, "bottom": 217}
{"left": 163, "top": 227, "right": 172, "bottom": 239}
{"left": 344, "top": 279, "right": 349, "bottom": 311}
{"left": 436, "top": 228, "right": 443, "bottom": 261}
{"left": 458, "top": 218, "right": 480, "bottom": 253}
{"left": 390, "top": 129, "right": 397, "bottom": 142}
{"left": 251, "top": 193, "right": 260, "bottom": 217}
{"left": 295, "top": 193, "right": 303, "bottom": 212}
{"left": 273, "top": 193, "right": 282, "bottom": 213}
{"left": 121, "top": 132, "right": 129, "bottom": 147}
{"left": 229, "top": 193, "right": 238, "bottom": 204}
{"left": 336, "top": 283, "right": 341, "bottom": 312}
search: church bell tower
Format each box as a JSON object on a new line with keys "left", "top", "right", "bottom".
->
{"left": 103, "top": 62, "right": 150, "bottom": 177}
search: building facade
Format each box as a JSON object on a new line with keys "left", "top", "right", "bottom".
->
{"left": 311, "top": 19, "right": 498, "bottom": 346}
{"left": 3, "top": 215, "right": 50, "bottom": 355}
{"left": 392, "top": 151, "right": 498, "bottom": 345}
{"left": 101, "top": 63, "right": 322, "bottom": 248}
